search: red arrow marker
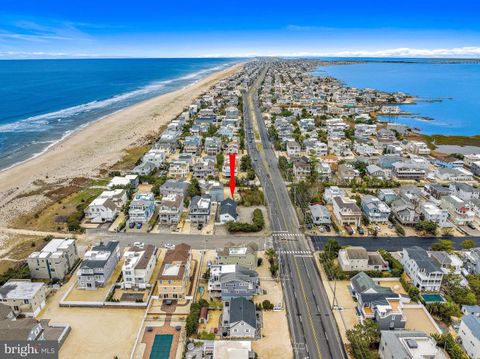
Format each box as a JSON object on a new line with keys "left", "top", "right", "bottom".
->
{"left": 229, "top": 153, "right": 236, "bottom": 198}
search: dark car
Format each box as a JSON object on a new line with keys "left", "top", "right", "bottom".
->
{"left": 344, "top": 225, "right": 354, "bottom": 235}
{"left": 324, "top": 225, "right": 331, "bottom": 232}
{"left": 357, "top": 226, "right": 364, "bottom": 235}
{"left": 129, "top": 222, "right": 135, "bottom": 229}
{"left": 197, "top": 223, "right": 204, "bottom": 230}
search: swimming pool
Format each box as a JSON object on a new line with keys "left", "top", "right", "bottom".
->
{"left": 421, "top": 294, "right": 446, "bottom": 303}
{"left": 150, "top": 334, "right": 173, "bottom": 359}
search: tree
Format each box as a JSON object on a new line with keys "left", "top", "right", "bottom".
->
{"left": 262, "top": 300, "right": 274, "bottom": 310}
{"left": 442, "top": 274, "right": 477, "bottom": 306}
{"left": 415, "top": 220, "right": 438, "bottom": 235}
{"left": 240, "top": 155, "right": 253, "bottom": 172}
{"left": 431, "top": 239, "right": 454, "bottom": 253}
{"left": 323, "top": 239, "right": 341, "bottom": 259}
{"left": 216, "top": 152, "right": 224, "bottom": 171}
{"left": 462, "top": 239, "right": 476, "bottom": 250}
{"left": 346, "top": 320, "right": 380, "bottom": 359}
{"left": 187, "top": 178, "right": 201, "bottom": 199}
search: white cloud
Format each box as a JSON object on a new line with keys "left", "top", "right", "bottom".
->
{"left": 273, "top": 47, "right": 480, "bottom": 58}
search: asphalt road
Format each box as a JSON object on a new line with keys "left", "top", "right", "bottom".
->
{"left": 244, "top": 65, "right": 346, "bottom": 359}
{"left": 85, "top": 228, "right": 266, "bottom": 250}
{"left": 311, "top": 235, "right": 480, "bottom": 251}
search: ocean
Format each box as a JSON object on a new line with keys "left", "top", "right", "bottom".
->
{"left": 315, "top": 59, "right": 480, "bottom": 137}
{"left": 0, "top": 58, "right": 240, "bottom": 170}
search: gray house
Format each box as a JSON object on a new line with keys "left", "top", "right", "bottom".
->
{"left": 351, "top": 272, "right": 408, "bottom": 331}
{"left": 160, "top": 179, "right": 189, "bottom": 197}
{"left": 216, "top": 242, "right": 258, "bottom": 271}
{"left": 27, "top": 238, "right": 79, "bottom": 281}
{"left": 77, "top": 241, "right": 120, "bottom": 290}
{"left": 308, "top": 204, "right": 331, "bottom": 225}
{"left": 220, "top": 267, "right": 260, "bottom": 300}
{"left": 222, "top": 297, "right": 258, "bottom": 338}
{"left": 189, "top": 195, "right": 212, "bottom": 224}
{"left": 379, "top": 330, "right": 447, "bottom": 359}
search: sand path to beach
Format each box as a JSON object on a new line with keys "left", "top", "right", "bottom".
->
{"left": 0, "top": 63, "right": 243, "bottom": 227}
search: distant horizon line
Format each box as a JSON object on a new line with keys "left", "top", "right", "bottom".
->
{"left": 2, "top": 55, "right": 480, "bottom": 61}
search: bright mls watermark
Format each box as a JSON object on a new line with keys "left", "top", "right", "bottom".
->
{"left": 0, "top": 341, "right": 58, "bottom": 359}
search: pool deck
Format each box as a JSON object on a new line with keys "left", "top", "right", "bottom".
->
{"left": 142, "top": 326, "right": 179, "bottom": 359}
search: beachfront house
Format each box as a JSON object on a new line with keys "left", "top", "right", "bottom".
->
{"left": 128, "top": 192, "right": 156, "bottom": 224}
{"left": 27, "top": 238, "right": 79, "bottom": 281}
{"left": 85, "top": 189, "right": 127, "bottom": 223}
{"left": 77, "top": 241, "right": 121, "bottom": 290}
{"left": 0, "top": 281, "right": 47, "bottom": 317}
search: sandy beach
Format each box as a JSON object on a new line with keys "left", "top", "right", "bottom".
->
{"left": 0, "top": 63, "right": 243, "bottom": 227}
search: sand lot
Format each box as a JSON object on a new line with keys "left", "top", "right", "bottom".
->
{"left": 252, "top": 251, "right": 293, "bottom": 359}
{"left": 40, "top": 278, "right": 145, "bottom": 359}
{"left": 403, "top": 306, "right": 442, "bottom": 334}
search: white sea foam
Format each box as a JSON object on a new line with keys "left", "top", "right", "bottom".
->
{"left": 0, "top": 62, "right": 230, "bottom": 134}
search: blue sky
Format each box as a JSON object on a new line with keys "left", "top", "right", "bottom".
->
{"left": 1, "top": 0, "right": 480, "bottom": 58}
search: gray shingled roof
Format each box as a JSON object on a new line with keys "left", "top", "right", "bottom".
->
{"left": 229, "top": 297, "right": 257, "bottom": 329}
{"left": 405, "top": 246, "right": 440, "bottom": 274}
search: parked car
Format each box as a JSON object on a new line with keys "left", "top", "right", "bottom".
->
{"left": 344, "top": 225, "right": 354, "bottom": 235}
{"left": 357, "top": 226, "right": 364, "bottom": 235}
{"left": 136, "top": 222, "right": 142, "bottom": 230}
{"left": 468, "top": 222, "right": 477, "bottom": 230}
{"left": 129, "top": 222, "right": 135, "bottom": 229}
{"left": 197, "top": 223, "right": 203, "bottom": 230}
{"left": 165, "top": 243, "right": 175, "bottom": 250}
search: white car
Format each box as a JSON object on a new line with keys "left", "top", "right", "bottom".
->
{"left": 164, "top": 243, "right": 175, "bottom": 250}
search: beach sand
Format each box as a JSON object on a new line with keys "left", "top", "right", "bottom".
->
{"left": 0, "top": 63, "right": 243, "bottom": 227}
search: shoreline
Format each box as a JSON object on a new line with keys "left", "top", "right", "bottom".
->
{"left": 0, "top": 62, "right": 244, "bottom": 226}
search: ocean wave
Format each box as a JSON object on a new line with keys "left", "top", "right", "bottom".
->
{"left": 0, "top": 63, "right": 230, "bottom": 134}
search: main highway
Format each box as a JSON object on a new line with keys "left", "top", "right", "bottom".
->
{"left": 243, "top": 64, "right": 347, "bottom": 359}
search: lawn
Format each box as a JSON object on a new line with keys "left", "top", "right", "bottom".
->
{"left": 13, "top": 187, "right": 103, "bottom": 232}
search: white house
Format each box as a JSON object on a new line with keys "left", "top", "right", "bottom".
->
{"left": 122, "top": 243, "right": 157, "bottom": 290}
{"left": 458, "top": 315, "right": 480, "bottom": 359}
{"left": 0, "top": 280, "right": 46, "bottom": 317}
{"left": 402, "top": 247, "right": 443, "bottom": 292}
{"left": 85, "top": 189, "right": 127, "bottom": 223}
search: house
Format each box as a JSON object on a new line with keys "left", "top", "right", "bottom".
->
{"left": 0, "top": 281, "right": 46, "bottom": 317}
{"left": 392, "top": 161, "right": 426, "bottom": 179}
{"left": 184, "top": 135, "right": 202, "bottom": 153}
{"left": 379, "top": 330, "right": 447, "bottom": 359}
{"left": 286, "top": 141, "right": 301, "bottom": 157}
{"left": 27, "top": 238, "right": 79, "bottom": 281}
{"left": 0, "top": 310, "right": 70, "bottom": 347}
{"left": 189, "top": 195, "right": 212, "bottom": 224}
{"left": 324, "top": 186, "right": 345, "bottom": 204}
{"left": 129, "top": 192, "right": 156, "bottom": 224}
{"left": 464, "top": 248, "right": 480, "bottom": 275}
{"left": 218, "top": 198, "right": 238, "bottom": 224}
{"left": 208, "top": 264, "right": 259, "bottom": 300}
{"left": 107, "top": 174, "right": 139, "bottom": 189}
{"left": 402, "top": 247, "right": 443, "bottom": 292}
{"left": 361, "top": 195, "right": 391, "bottom": 223}
{"left": 168, "top": 160, "right": 190, "bottom": 179}
{"left": 338, "top": 247, "right": 388, "bottom": 272}
{"left": 132, "top": 161, "right": 157, "bottom": 176}
{"left": 332, "top": 196, "right": 362, "bottom": 227}
{"left": 160, "top": 179, "right": 189, "bottom": 197}
{"left": 222, "top": 297, "right": 257, "bottom": 338}
{"left": 463, "top": 305, "right": 480, "bottom": 317}
{"left": 85, "top": 189, "right": 127, "bottom": 223}
{"left": 366, "top": 165, "right": 388, "bottom": 179}
{"left": 216, "top": 242, "right": 258, "bottom": 271}
{"left": 407, "top": 141, "right": 431, "bottom": 155}
{"left": 337, "top": 164, "right": 359, "bottom": 182}
{"left": 390, "top": 198, "right": 419, "bottom": 225}
{"left": 316, "top": 161, "right": 332, "bottom": 180}
{"left": 434, "top": 156, "right": 464, "bottom": 169}
{"left": 308, "top": 204, "right": 331, "bottom": 225}
{"left": 122, "top": 243, "right": 156, "bottom": 290}
{"left": 378, "top": 189, "right": 397, "bottom": 205}
{"left": 77, "top": 241, "right": 120, "bottom": 290}
{"left": 193, "top": 158, "right": 216, "bottom": 179}
{"left": 292, "top": 156, "right": 311, "bottom": 181}
{"left": 470, "top": 161, "right": 480, "bottom": 176}
{"left": 350, "top": 272, "right": 407, "bottom": 330}
{"left": 441, "top": 195, "right": 474, "bottom": 226}
{"left": 435, "top": 167, "right": 473, "bottom": 181}
{"left": 459, "top": 315, "right": 480, "bottom": 359}
{"left": 420, "top": 202, "right": 450, "bottom": 227}
{"left": 158, "top": 193, "right": 184, "bottom": 225}
{"left": 449, "top": 182, "right": 480, "bottom": 201}
{"left": 425, "top": 184, "right": 451, "bottom": 200}
{"left": 464, "top": 154, "right": 480, "bottom": 168}
{"left": 202, "top": 180, "right": 225, "bottom": 202}
{"left": 212, "top": 341, "right": 254, "bottom": 359}
{"left": 204, "top": 137, "right": 222, "bottom": 156}
{"left": 156, "top": 243, "right": 192, "bottom": 300}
